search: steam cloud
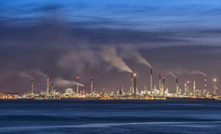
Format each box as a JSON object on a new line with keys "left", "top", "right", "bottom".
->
{"left": 169, "top": 68, "right": 206, "bottom": 76}
{"left": 54, "top": 77, "right": 84, "bottom": 87}
{"left": 168, "top": 71, "right": 177, "bottom": 78}
{"left": 100, "top": 46, "right": 132, "bottom": 73}
{"left": 18, "top": 72, "right": 32, "bottom": 78}
{"left": 120, "top": 46, "right": 151, "bottom": 67}
{"left": 18, "top": 69, "right": 48, "bottom": 78}
{"left": 57, "top": 46, "right": 100, "bottom": 75}
{"left": 35, "top": 69, "right": 48, "bottom": 78}
{"left": 189, "top": 70, "right": 206, "bottom": 76}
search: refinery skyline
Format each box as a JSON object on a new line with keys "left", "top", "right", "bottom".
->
{"left": 1, "top": 0, "right": 221, "bottom": 94}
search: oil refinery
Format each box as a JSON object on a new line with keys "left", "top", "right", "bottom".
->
{"left": 1, "top": 67, "right": 220, "bottom": 101}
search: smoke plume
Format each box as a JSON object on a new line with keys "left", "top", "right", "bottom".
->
{"left": 35, "top": 69, "right": 48, "bottom": 78}
{"left": 169, "top": 68, "right": 206, "bottom": 76}
{"left": 57, "top": 46, "right": 100, "bottom": 75}
{"left": 100, "top": 46, "right": 132, "bottom": 73}
{"left": 18, "top": 72, "right": 32, "bottom": 78}
{"left": 54, "top": 77, "right": 84, "bottom": 87}
{"left": 168, "top": 71, "right": 177, "bottom": 78}
{"left": 120, "top": 45, "right": 151, "bottom": 67}
{"left": 189, "top": 70, "right": 206, "bottom": 76}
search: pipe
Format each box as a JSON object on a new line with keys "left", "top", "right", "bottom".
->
{"left": 131, "top": 72, "right": 134, "bottom": 94}
{"left": 47, "top": 78, "right": 49, "bottom": 92}
{"left": 150, "top": 67, "right": 153, "bottom": 95}
{"left": 51, "top": 81, "right": 53, "bottom": 93}
{"left": 193, "top": 81, "right": 195, "bottom": 96}
{"left": 187, "top": 81, "right": 190, "bottom": 96}
{"left": 204, "top": 75, "right": 207, "bottom": 95}
{"left": 76, "top": 77, "right": 79, "bottom": 95}
{"left": 91, "top": 77, "right": 93, "bottom": 93}
{"left": 159, "top": 74, "right": 161, "bottom": 92}
{"left": 163, "top": 77, "right": 165, "bottom": 96}
{"left": 214, "top": 79, "right": 217, "bottom": 95}
{"left": 176, "top": 78, "right": 178, "bottom": 95}
{"left": 31, "top": 78, "right": 33, "bottom": 95}
{"left": 133, "top": 74, "right": 136, "bottom": 95}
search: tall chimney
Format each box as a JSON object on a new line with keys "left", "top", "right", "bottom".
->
{"left": 214, "top": 79, "right": 217, "bottom": 95}
{"left": 47, "top": 78, "right": 49, "bottom": 92}
{"left": 133, "top": 74, "right": 136, "bottom": 95}
{"left": 83, "top": 85, "right": 85, "bottom": 95}
{"left": 50, "top": 81, "right": 53, "bottom": 93}
{"left": 159, "top": 74, "right": 161, "bottom": 91}
{"left": 150, "top": 67, "right": 153, "bottom": 95}
{"left": 187, "top": 81, "right": 190, "bottom": 96}
{"left": 131, "top": 72, "right": 134, "bottom": 94}
{"left": 193, "top": 81, "right": 196, "bottom": 96}
{"left": 163, "top": 77, "right": 165, "bottom": 96}
{"left": 91, "top": 77, "right": 93, "bottom": 93}
{"left": 184, "top": 83, "right": 187, "bottom": 95}
{"left": 176, "top": 78, "right": 178, "bottom": 95}
{"left": 204, "top": 75, "right": 207, "bottom": 95}
{"left": 76, "top": 77, "right": 79, "bottom": 95}
{"left": 31, "top": 78, "right": 33, "bottom": 95}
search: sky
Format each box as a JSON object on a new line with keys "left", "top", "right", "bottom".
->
{"left": 1, "top": 0, "right": 221, "bottom": 94}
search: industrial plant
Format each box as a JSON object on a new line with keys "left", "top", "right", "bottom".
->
{"left": 1, "top": 67, "right": 220, "bottom": 101}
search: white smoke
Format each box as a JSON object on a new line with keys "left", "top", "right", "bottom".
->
{"left": 168, "top": 68, "right": 206, "bottom": 76}
{"left": 57, "top": 46, "right": 100, "bottom": 74}
{"left": 189, "top": 70, "right": 206, "bottom": 76}
{"left": 120, "top": 45, "right": 151, "bottom": 68}
{"left": 18, "top": 72, "right": 32, "bottom": 78}
{"left": 54, "top": 77, "right": 84, "bottom": 87}
{"left": 18, "top": 69, "right": 48, "bottom": 78}
{"left": 34, "top": 69, "right": 48, "bottom": 78}
{"left": 168, "top": 71, "right": 177, "bottom": 78}
{"left": 100, "top": 46, "right": 132, "bottom": 73}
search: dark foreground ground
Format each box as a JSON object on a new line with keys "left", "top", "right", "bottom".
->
{"left": 0, "top": 100, "right": 221, "bottom": 134}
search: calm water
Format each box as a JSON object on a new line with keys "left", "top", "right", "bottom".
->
{"left": 0, "top": 100, "right": 221, "bottom": 134}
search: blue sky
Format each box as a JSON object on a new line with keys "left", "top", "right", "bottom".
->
{"left": 1, "top": 0, "right": 221, "bottom": 47}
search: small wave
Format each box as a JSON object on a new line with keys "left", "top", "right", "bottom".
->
{"left": 0, "top": 121, "right": 218, "bottom": 132}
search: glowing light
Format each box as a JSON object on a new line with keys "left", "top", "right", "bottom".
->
{"left": 214, "top": 79, "right": 217, "bottom": 82}
{"left": 134, "top": 74, "right": 136, "bottom": 76}
{"left": 187, "top": 81, "right": 190, "bottom": 83}
{"left": 76, "top": 77, "right": 79, "bottom": 79}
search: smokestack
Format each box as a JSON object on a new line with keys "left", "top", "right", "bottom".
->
{"left": 187, "top": 81, "right": 190, "bottom": 96}
{"left": 176, "top": 78, "right": 178, "bottom": 95}
{"left": 76, "top": 77, "right": 79, "bottom": 95}
{"left": 163, "top": 77, "right": 165, "bottom": 96}
{"left": 204, "top": 75, "right": 207, "bottom": 95}
{"left": 31, "top": 78, "right": 33, "bottom": 95}
{"left": 150, "top": 67, "right": 153, "bottom": 95}
{"left": 50, "top": 81, "right": 53, "bottom": 93}
{"left": 91, "top": 77, "right": 93, "bottom": 93}
{"left": 47, "top": 78, "right": 49, "bottom": 92}
{"left": 184, "top": 83, "right": 187, "bottom": 95}
{"left": 83, "top": 85, "right": 85, "bottom": 95}
{"left": 131, "top": 72, "right": 134, "bottom": 94}
{"left": 133, "top": 74, "right": 136, "bottom": 95}
{"left": 214, "top": 79, "right": 217, "bottom": 95}
{"left": 193, "top": 81, "right": 196, "bottom": 96}
{"left": 159, "top": 74, "right": 161, "bottom": 91}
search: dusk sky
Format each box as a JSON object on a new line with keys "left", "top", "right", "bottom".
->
{"left": 1, "top": 0, "right": 221, "bottom": 94}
